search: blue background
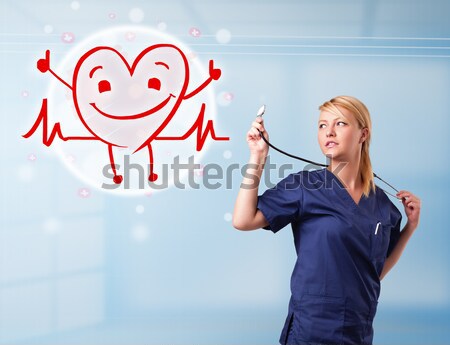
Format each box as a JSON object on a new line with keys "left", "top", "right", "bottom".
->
{"left": 1, "top": 0, "right": 449, "bottom": 344}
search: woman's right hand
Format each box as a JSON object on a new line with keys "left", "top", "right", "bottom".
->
{"left": 233, "top": 117, "right": 271, "bottom": 231}
{"left": 246, "top": 116, "right": 269, "bottom": 158}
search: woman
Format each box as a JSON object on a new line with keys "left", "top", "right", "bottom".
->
{"left": 233, "top": 96, "right": 421, "bottom": 345}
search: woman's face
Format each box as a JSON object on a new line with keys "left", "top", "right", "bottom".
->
{"left": 317, "top": 106, "right": 367, "bottom": 163}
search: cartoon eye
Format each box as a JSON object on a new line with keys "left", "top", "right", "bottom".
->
{"left": 98, "top": 80, "right": 111, "bottom": 93}
{"left": 148, "top": 77, "right": 161, "bottom": 91}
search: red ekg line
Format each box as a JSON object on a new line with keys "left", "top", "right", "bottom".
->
{"left": 155, "top": 103, "right": 229, "bottom": 150}
{"left": 22, "top": 98, "right": 98, "bottom": 146}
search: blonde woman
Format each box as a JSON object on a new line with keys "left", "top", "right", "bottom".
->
{"left": 233, "top": 96, "right": 421, "bottom": 345}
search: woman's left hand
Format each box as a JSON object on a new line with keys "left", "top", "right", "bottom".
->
{"left": 396, "top": 190, "right": 421, "bottom": 229}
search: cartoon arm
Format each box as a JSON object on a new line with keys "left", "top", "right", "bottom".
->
{"left": 23, "top": 98, "right": 101, "bottom": 146}
{"left": 37, "top": 50, "right": 72, "bottom": 89}
{"left": 155, "top": 103, "right": 229, "bottom": 149}
{"left": 183, "top": 60, "right": 221, "bottom": 100}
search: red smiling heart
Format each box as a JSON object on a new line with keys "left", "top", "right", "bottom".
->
{"left": 72, "top": 44, "right": 190, "bottom": 152}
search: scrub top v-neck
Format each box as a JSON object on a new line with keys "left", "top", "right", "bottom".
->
{"left": 257, "top": 168, "right": 402, "bottom": 345}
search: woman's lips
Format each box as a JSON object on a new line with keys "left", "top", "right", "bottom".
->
{"left": 325, "top": 141, "right": 338, "bottom": 148}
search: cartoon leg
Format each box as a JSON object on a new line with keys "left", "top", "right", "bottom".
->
{"left": 108, "top": 144, "right": 123, "bottom": 184}
{"left": 147, "top": 144, "right": 158, "bottom": 182}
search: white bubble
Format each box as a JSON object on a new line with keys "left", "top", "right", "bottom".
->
{"left": 136, "top": 205, "right": 145, "bottom": 214}
{"left": 157, "top": 22, "right": 167, "bottom": 31}
{"left": 189, "top": 27, "right": 201, "bottom": 38}
{"left": 216, "top": 29, "right": 231, "bottom": 44}
{"left": 125, "top": 31, "right": 136, "bottom": 41}
{"left": 61, "top": 32, "right": 75, "bottom": 44}
{"left": 129, "top": 8, "right": 144, "bottom": 23}
{"left": 217, "top": 91, "right": 232, "bottom": 107}
{"left": 42, "top": 218, "right": 61, "bottom": 235}
{"left": 131, "top": 224, "right": 149, "bottom": 242}
{"left": 78, "top": 188, "right": 91, "bottom": 198}
{"left": 224, "top": 213, "right": 232, "bottom": 222}
{"left": 65, "top": 154, "right": 76, "bottom": 163}
{"left": 70, "top": 1, "right": 80, "bottom": 10}
{"left": 18, "top": 165, "right": 34, "bottom": 182}
{"left": 44, "top": 25, "right": 53, "bottom": 34}
{"left": 223, "top": 150, "right": 232, "bottom": 159}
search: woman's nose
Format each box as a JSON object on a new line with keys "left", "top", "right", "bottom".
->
{"left": 326, "top": 128, "right": 335, "bottom": 137}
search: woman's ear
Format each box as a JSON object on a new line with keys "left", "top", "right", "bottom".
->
{"left": 360, "top": 128, "right": 369, "bottom": 143}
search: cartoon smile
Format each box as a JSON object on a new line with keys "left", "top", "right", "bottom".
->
{"left": 89, "top": 93, "right": 176, "bottom": 120}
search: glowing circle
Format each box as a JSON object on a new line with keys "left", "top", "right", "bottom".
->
{"left": 46, "top": 26, "right": 217, "bottom": 196}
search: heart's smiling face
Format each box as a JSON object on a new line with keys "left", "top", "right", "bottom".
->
{"left": 72, "top": 44, "right": 189, "bottom": 150}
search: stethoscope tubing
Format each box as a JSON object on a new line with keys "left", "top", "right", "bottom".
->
{"left": 256, "top": 128, "right": 400, "bottom": 199}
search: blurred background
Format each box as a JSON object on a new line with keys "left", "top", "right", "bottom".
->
{"left": 1, "top": 0, "right": 449, "bottom": 344}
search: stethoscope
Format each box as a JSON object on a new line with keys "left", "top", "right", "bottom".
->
{"left": 255, "top": 105, "right": 401, "bottom": 200}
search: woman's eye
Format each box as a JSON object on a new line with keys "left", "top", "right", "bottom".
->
{"left": 337, "top": 121, "right": 347, "bottom": 126}
{"left": 319, "top": 124, "right": 326, "bottom": 129}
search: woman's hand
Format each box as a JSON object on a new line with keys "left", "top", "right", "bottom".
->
{"left": 247, "top": 117, "right": 269, "bottom": 158}
{"left": 381, "top": 190, "right": 421, "bottom": 279}
{"left": 396, "top": 190, "right": 421, "bottom": 230}
{"left": 233, "top": 117, "right": 270, "bottom": 231}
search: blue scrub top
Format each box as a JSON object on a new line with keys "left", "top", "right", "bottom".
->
{"left": 257, "top": 168, "right": 402, "bottom": 345}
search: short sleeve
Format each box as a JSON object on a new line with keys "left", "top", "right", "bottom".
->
{"left": 387, "top": 203, "right": 402, "bottom": 257}
{"left": 256, "top": 173, "right": 303, "bottom": 233}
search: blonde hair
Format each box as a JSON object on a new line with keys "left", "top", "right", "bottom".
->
{"left": 319, "top": 95, "right": 375, "bottom": 197}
